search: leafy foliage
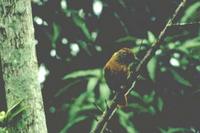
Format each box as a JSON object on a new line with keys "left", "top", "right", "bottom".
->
{"left": 31, "top": 0, "right": 200, "bottom": 132}
{"left": 0, "top": 100, "right": 26, "bottom": 132}
{"left": 159, "top": 127, "right": 194, "bottom": 133}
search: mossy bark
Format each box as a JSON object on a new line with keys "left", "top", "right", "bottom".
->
{"left": 0, "top": 0, "right": 47, "bottom": 132}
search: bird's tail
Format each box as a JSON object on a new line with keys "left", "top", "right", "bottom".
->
{"left": 116, "top": 93, "right": 127, "bottom": 107}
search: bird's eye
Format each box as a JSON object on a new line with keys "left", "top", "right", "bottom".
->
{"left": 121, "top": 52, "right": 127, "bottom": 57}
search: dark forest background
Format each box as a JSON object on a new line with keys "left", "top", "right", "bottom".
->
{"left": 31, "top": 0, "right": 200, "bottom": 132}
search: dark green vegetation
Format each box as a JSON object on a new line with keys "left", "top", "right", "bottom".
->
{"left": 32, "top": 0, "right": 200, "bottom": 132}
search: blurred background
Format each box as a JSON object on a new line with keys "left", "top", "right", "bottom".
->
{"left": 31, "top": 0, "right": 200, "bottom": 132}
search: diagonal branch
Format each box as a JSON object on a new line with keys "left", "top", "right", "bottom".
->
{"left": 90, "top": 0, "right": 187, "bottom": 133}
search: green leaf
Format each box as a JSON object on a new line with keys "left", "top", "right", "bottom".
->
{"left": 64, "top": 91, "right": 94, "bottom": 133}
{"left": 60, "top": 116, "right": 87, "bottom": 133}
{"left": 99, "top": 83, "right": 110, "bottom": 101}
{"left": 147, "top": 106, "right": 156, "bottom": 115}
{"left": 159, "top": 127, "right": 191, "bottom": 133}
{"left": 143, "top": 91, "right": 155, "bottom": 104}
{"left": 0, "top": 127, "right": 7, "bottom": 133}
{"left": 55, "top": 79, "right": 82, "bottom": 97}
{"left": 6, "top": 100, "right": 27, "bottom": 123}
{"left": 68, "top": 93, "right": 87, "bottom": 122}
{"left": 80, "top": 104, "right": 95, "bottom": 112}
{"left": 147, "top": 31, "right": 156, "bottom": 44}
{"left": 147, "top": 56, "right": 157, "bottom": 81}
{"left": 159, "top": 128, "right": 166, "bottom": 133}
{"left": 0, "top": 111, "right": 6, "bottom": 123}
{"left": 116, "top": 36, "right": 137, "bottom": 43}
{"left": 72, "top": 14, "right": 92, "bottom": 41}
{"left": 117, "top": 110, "right": 137, "bottom": 133}
{"left": 177, "top": 37, "right": 200, "bottom": 59}
{"left": 132, "top": 46, "right": 141, "bottom": 54}
{"left": 78, "top": 40, "right": 92, "bottom": 56}
{"left": 157, "top": 97, "right": 164, "bottom": 112}
{"left": 6, "top": 100, "right": 23, "bottom": 116}
{"left": 130, "top": 91, "right": 142, "bottom": 100}
{"left": 170, "top": 69, "right": 192, "bottom": 87}
{"left": 181, "top": 1, "right": 200, "bottom": 22}
{"left": 128, "top": 103, "right": 147, "bottom": 113}
{"left": 63, "top": 69, "right": 102, "bottom": 80}
{"left": 181, "top": 38, "right": 200, "bottom": 49}
{"left": 86, "top": 78, "right": 99, "bottom": 102}
{"left": 7, "top": 106, "right": 27, "bottom": 123}
{"left": 50, "top": 22, "right": 60, "bottom": 48}
{"left": 87, "top": 78, "right": 99, "bottom": 92}
{"left": 116, "top": 0, "right": 126, "bottom": 8}
{"left": 177, "top": 37, "right": 200, "bottom": 54}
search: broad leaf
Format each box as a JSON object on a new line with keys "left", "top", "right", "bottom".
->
{"left": 63, "top": 69, "right": 102, "bottom": 80}
{"left": 99, "top": 83, "right": 110, "bottom": 101}
{"left": 50, "top": 22, "right": 60, "bottom": 48}
{"left": 170, "top": 69, "right": 192, "bottom": 87}
{"left": 181, "top": 1, "right": 200, "bottom": 22}
{"left": 157, "top": 97, "right": 164, "bottom": 112}
{"left": 147, "top": 31, "right": 156, "bottom": 44}
{"left": 72, "top": 14, "right": 92, "bottom": 41}
{"left": 117, "top": 110, "right": 137, "bottom": 133}
{"left": 147, "top": 56, "right": 157, "bottom": 81}
{"left": 60, "top": 116, "right": 87, "bottom": 133}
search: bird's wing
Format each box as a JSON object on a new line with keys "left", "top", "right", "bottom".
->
{"left": 104, "top": 66, "right": 115, "bottom": 90}
{"left": 104, "top": 63, "right": 128, "bottom": 91}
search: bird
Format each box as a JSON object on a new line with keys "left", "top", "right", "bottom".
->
{"left": 104, "top": 48, "right": 136, "bottom": 107}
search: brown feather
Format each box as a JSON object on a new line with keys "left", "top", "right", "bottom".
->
{"left": 104, "top": 48, "right": 135, "bottom": 107}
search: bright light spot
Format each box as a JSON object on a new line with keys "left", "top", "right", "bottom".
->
{"left": 32, "top": 0, "right": 40, "bottom": 3}
{"left": 61, "top": 0, "right": 67, "bottom": 10}
{"left": 34, "top": 39, "right": 38, "bottom": 45}
{"left": 136, "top": 39, "right": 148, "bottom": 45}
{"left": 78, "top": 9, "right": 85, "bottom": 18}
{"left": 38, "top": 64, "right": 49, "bottom": 83}
{"left": 151, "top": 16, "right": 156, "bottom": 21}
{"left": 175, "top": 41, "right": 180, "bottom": 45}
{"left": 66, "top": 12, "right": 71, "bottom": 17}
{"left": 168, "top": 43, "right": 175, "bottom": 49}
{"left": 183, "top": 66, "right": 187, "bottom": 70}
{"left": 93, "top": 0, "right": 103, "bottom": 16}
{"left": 34, "top": 16, "right": 48, "bottom": 26}
{"left": 13, "top": 59, "right": 17, "bottom": 64}
{"left": 160, "top": 67, "right": 166, "bottom": 72}
{"left": 34, "top": 16, "right": 43, "bottom": 25}
{"left": 95, "top": 45, "right": 102, "bottom": 52}
{"left": 43, "top": 20, "right": 48, "bottom": 26}
{"left": 173, "top": 53, "right": 180, "bottom": 58}
{"left": 170, "top": 58, "right": 180, "bottom": 67}
{"left": 196, "top": 65, "right": 200, "bottom": 72}
{"left": 50, "top": 49, "right": 56, "bottom": 57}
{"left": 0, "top": 111, "right": 5, "bottom": 119}
{"left": 155, "top": 49, "right": 162, "bottom": 55}
{"left": 70, "top": 43, "right": 80, "bottom": 56}
{"left": 32, "top": 0, "right": 43, "bottom": 5}
{"left": 62, "top": 38, "right": 68, "bottom": 44}
{"left": 91, "top": 32, "right": 98, "bottom": 40}
{"left": 49, "top": 106, "right": 56, "bottom": 114}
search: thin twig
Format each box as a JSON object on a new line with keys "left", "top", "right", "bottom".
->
{"left": 90, "top": 0, "right": 187, "bottom": 133}
{"left": 170, "top": 21, "right": 200, "bottom": 27}
{"left": 113, "top": 12, "right": 129, "bottom": 35}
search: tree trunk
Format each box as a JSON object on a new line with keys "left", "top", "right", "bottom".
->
{"left": 0, "top": 0, "right": 47, "bottom": 132}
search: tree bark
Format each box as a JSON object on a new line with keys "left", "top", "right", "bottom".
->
{"left": 0, "top": 0, "right": 47, "bottom": 132}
